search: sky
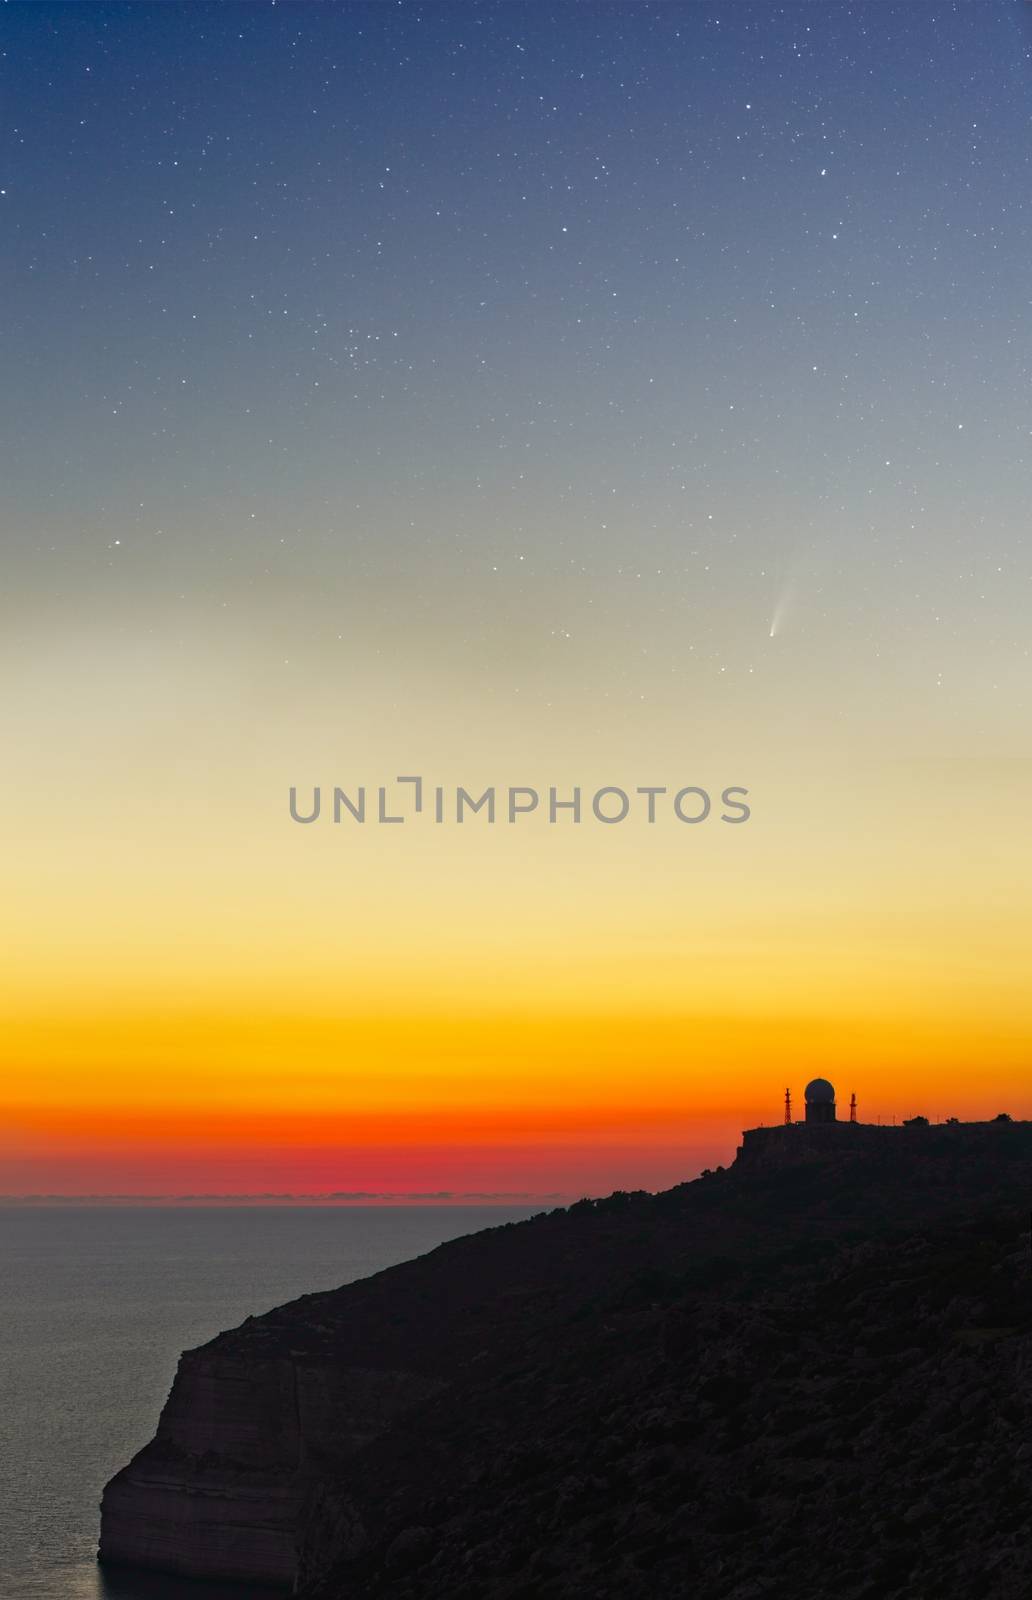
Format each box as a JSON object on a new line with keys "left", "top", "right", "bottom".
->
{"left": 3, "top": 1, "right": 1032, "bottom": 1198}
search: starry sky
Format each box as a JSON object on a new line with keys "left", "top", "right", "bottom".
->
{"left": 4, "top": 2, "right": 1032, "bottom": 1198}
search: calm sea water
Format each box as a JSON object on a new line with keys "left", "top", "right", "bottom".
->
{"left": 0, "top": 1205, "right": 536, "bottom": 1600}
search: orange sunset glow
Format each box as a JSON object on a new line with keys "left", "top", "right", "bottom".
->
{"left": 4, "top": 698, "right": 1031, "bottom": 1196}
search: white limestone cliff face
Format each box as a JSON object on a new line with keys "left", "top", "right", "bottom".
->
{"left": 99, "top": 1341, "right": 440, "bottom": 1587}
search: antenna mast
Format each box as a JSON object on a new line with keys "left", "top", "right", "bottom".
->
{"left": 784, "top": 1087, "right": 792, "bottom": 1125}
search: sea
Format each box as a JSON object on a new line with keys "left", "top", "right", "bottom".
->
{"left": 0, "top": 1204, "right": 538, "bottom": 1600}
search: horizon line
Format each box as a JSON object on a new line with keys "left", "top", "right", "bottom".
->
{"left": 0, "top": 1190, "right": 577, "bottom": 1205}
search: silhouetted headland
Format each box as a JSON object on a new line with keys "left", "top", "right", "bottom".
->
{"left": 100, "top": 1104, "right": 1032, "bottom": 1598}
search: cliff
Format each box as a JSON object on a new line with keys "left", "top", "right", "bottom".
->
{"left": 100, "top": 1121, "right": 1032, "bottom": 1597}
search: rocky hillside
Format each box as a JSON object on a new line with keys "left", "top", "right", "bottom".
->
{"left": 100, "top": 1122, "right": 1032, "bottom": 1598}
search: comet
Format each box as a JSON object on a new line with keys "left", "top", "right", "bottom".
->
{"left": 768, "top": 577, "right": 796, "bottom": 639}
